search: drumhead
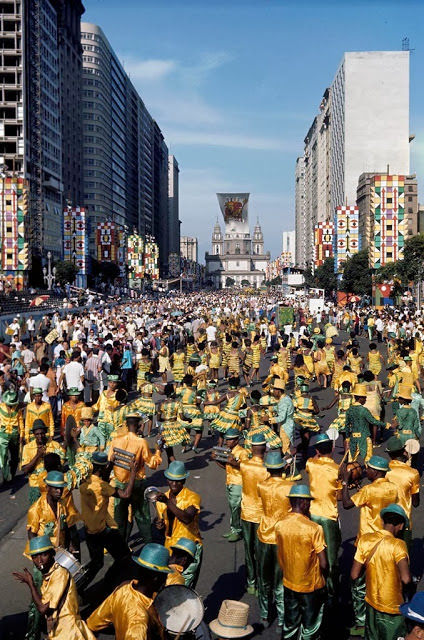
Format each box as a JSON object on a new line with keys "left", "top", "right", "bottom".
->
{"left": 154, "top": 585, "right": 204, "bottom": 634}
{"left": 326, "top": 428, "right": 339, "bottom": 442}
{"left": 55, "top": 548, "right": 82, "bottom": 575}
{"left": 404, "top": 439, "right": 420, "bottom": 455}
{"left": 144, "top": 486, "right": 160, "bottom": 502}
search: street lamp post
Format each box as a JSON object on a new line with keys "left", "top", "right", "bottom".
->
{"left": 42, "top": 250, "right": 56, "bottom": 290}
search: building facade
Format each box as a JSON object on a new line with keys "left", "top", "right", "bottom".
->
{"left": 168, "top": 155, "right": 180, "bottom": 257}
{"left": 294, "top": 156, "right": 306, "bottom": 268}
{"left": 205, "top": 193, "right": 270, "bottom": 289}
{"left": 282, "top": 230, "right": 296, "bottom": 266}
{"left": 357, "top": 172, "right": 417, "bottom": 269}
{"left": 296, "top": 51, "right": 411, "bottom": 267}
{"left": 181, "top": 236, "right": 198, "bottom": 263}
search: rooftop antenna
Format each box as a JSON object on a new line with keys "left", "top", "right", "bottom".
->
{"left": 402, "top": 37, "right": 415, "bottom": 53}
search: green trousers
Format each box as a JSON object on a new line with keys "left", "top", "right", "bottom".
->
{"left": 241, "top": 519, "right": 259, "bottom": 587}
{"left": 25, "top": 566, "right": 42, "bottom": 640}
{"left": 226, "top": 484, "right": 242, "bottom": 535}
{"left": 256, "top": 540, "right": 284, "bottom": 624}
{"left": 113, "top": 478, "right": 152, "bottom": 543}
{"left": 352, "top": 575, "right": 366, "bottom": 627}
{"left": 0, "top": 431, "right": 18, "bottom": 482}
{"left": 182, "top": 541, "right": 203, "bottom": 590}
{"left": 365, "top": 603, "right": 406, "bottom": 640}
{"left": 284, "top": 587, "right": 326, "bottom": 640}
{"left": 310, "top": 515, "right": 341, "bottom": 599}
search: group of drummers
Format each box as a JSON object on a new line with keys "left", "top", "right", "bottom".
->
{"left": 4, "top": 304, "right": 424, "bottom": 640}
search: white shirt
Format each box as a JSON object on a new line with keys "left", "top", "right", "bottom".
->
{"left": 29, "top": 373, "right": 50, "bottom": 402}
{"left": 206, "top": 325, "right": 217, "bottom": 342}
{"left": 62, "top": 361, "right": 84, "bottom": 391}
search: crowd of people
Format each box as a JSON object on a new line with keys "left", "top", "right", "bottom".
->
{"left": 0, "top": 291, "right": 423, "bottom": 639}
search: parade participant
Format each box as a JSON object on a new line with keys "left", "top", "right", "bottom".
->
{"left": 170, "top": 343, "right": 186, "bottom": 383}
{"left": 344, "top": 383, "right": 386, "bottom": 462}
{"left": 60, "top": 387, "right": 85, "bottom": 439}
{"left": 0, "top": 389, "right": 24, "bottom": 483}
{"left": 398, "top": 591, "right": 424, "bottom": 640}
{"left": 243, "top": 389, "right": 282, "bottom": 454}
{"left": 250, "top": 334, "right": 262, "bottom": 384}
{"left": 91, "top": 374, "right": 121, "bottom": 442}
{"left": 341, "top": 455, "right": 399, "bottom": 636}
{"left": 13, "top": 535, "right": 95, "bottom": 640}
{"left": 136, "top": 373, "right": 158, "bottom": 437}
{"left": 137, "top": 348, "right": 153, "bottom": 389}
{"left": 78, "top": 406, "right": 106, "bottom": 454}
{"left": 227, "top": 341, "right": 242, "bottom": 378}
{"left": 209, "top": 600, "right": 253, "bottom": 639}
{"left": 241, "top": 337, "right": 253, "bottom": 386}
{"left": 207, "top": 376, "right": 247, "bottom": 446}
{"left": 177, "top": 374, "right": 204, "bottom": 453}
{"left": 79, "top": 452, "right": 136, "bottom": 590}
{"left": 158, "top": 342, "right": 171, "bottom": 383}
{"left": 21, "top": 420, "right": 65, "bottom": 504}
{"left": 262, "top": 354, "right": 289, "bottom": 392}
{"left": 363, "top": 370, "right": 383, "bottom": 427}
{"left": 87, "top": 543, "right": 169, "bottom": 639}
{"left": 386, "top": 437, "right": 420, "bottom": 547}
{"left": 366, "top": 343, "right": 383, "bottom": 378}
{"left": 314, "top": 340, "right": 331, "bottom": 389}
{"left": 306, "top": 433, "right": 342, "bottom": 602}
{"left": 239, "top": 433, "right": 268, "bottom": 595}
{"left": 350, "top": 504, "right": 411, "bottom": 640}
{"left": 207, "top": 340, "right": 221, "bottom": 380}
{"left": 156, "top": 461, "right": 203, "bottom": 589}
{"left": 324, "top": 337, "right": 335, "bottom": 378}
{"left": 167, "top": 537, "right": 198, "bottom": 586}
{"left": 26, "top": 470, "right": 73, "bottom": 550}
{"left": 269, "top": 378, "right": 295, "bottom": 455}
{"left": 202, "top": 379, "right": 221, "bottom": 427}
{"left": 256, "top": 450, "right": 294, "bottom": 630}
{"left": 275, "top": 485, "right": 327, "bottom": 640}
{"left": 108, "top": 412, "right": 162, "bottom": 542}
{"left": 323, "top": 379, "right": 353, "bottom": 442}
{"left": 293, "top": 382, "right": 320, "bottom": 460}
{"left": 399, "top": 355, "right": 421, "bottom": 393}
{"left": 212, "top": 427, "right": 249, "bottom": 542}
{"left": 158, "top": 383, "right": 191, "bottom": 463}
{"left": 25, "top": 388, "right": 55, "bottom": 442}
{"left": 392, "top": 384, "right": 422, "bottom": 448}
{"left": 386, "top": 362, "right": 401, "bottom": 416}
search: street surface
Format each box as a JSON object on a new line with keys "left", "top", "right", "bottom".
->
{"left": 0, "top": 331, "right": 423, "bottom": 639}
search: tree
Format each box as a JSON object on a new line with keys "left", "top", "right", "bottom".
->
{"left": 376, "top": 233, "right": 424, "bottom": 286}
{"left": 312, "top": 257, "right": 336, "bottom": 295}
{"left": 341, "top": 249, "right": 372, "bottom": 295}
{"left": 54, "top": 261, "right": 79, "bottom": 285}
{"left": 225, "top": 277, "right": 235, "bottom": 287}
{"left": 241, "top": 279, "right": 250, "bottom": 287}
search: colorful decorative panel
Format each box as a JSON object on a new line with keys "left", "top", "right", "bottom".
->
{"left": 334, "top": 205, "right": 360, "bottom": 273}
{"left": 0, "top": 176, "right": 30, "bottom": 280}
{"left": 96, "top": 222, "right": 119, "bottom": 262}
{"left": 63, "top": 206, "right": 87, "bottom": 274}
{"left": 144, "top": 236, "right": 159, "bottom": 280}
{"left": 127, "top": 234, "right": 144, "bottom": 282}
{"left": 370, "top": 175, "right": 406, "bottom": 269}
{"left": 314, "top": 221, "right": 334, "bottom": 268}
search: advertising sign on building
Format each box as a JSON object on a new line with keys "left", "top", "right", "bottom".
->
{"left": 217, "top": 193, "right": 249, "bottom": 224}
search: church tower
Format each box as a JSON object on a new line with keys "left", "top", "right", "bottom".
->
{"left": 212, "top": 219, "right": 223, "bottom": 256}
{"left": 253, "top": 219, "right": 264, "bottom": 255}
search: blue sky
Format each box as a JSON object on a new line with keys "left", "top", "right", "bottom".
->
{"left": 84, "top": 0, "right": 424, "bottom": 261}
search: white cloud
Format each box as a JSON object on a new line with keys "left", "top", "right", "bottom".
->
{"left": 123, "top": 58, "right": 177, "bottom": 81}
{"left": 166, "top": 129, "right": 297, "bottom": 151}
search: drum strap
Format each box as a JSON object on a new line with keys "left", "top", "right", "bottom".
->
{"left": 46, "top": 571, "right": 71, "bottom": 634}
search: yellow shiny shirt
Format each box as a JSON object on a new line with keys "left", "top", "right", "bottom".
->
{"left": 80, "top": 473, "right": 116, "bottom": 535}
{"left": 0, "top": 403, "right": 24, "bottom": 436}
{"left": 275, "top": 512, "right": 326, "bottom": 593}
{"left": 257, "top": 476, "right": 293, "bottom": 544}
{"left": 156, "top": 486, "right": 202, "bottom": 548}
{"left": 26, "top": 494, "right": 68, "bottom": 552}
{"left": 387, "top": 460, "right": 420, "bottom": 525}
{"left": 108, "top": 432, "right": 162, "bottom": 482}
{"left": 21, "top": 440, "right": 65, "bottom": 487}
{"left": 306, "top": 456, "right": 341, "bottom": 522}
{"left": 41, "top": 563, "right": 95, "bottom": 639}
{"left": 38, "top": 472, "right": 80, "bottom": 528}
{"left": 351, "top": 478, "right": 399, "bottom": 541}
{"left": 166, "top": 564, "right": 186, "bottom": 586}
{"left": 354, "top": 529, "right": 408, "bottom": 614}
{"left": 225, "top": 444, "right": 249, "bottom": 486}
{"left": 240, "top": 456, "right": 269, "bottom": 523}
{"left": 25, "top": 401, "right": 55, "bottom": 441}
{"left": 87, "top": 581, "right": 164, "bottom": 640}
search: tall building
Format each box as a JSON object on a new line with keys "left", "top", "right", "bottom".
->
{"left": 168, "top": 155, "right": 180, "bottom": 256}
{"left": 296, "top": 51, "right": 411, "bottom": 265}
{"left": 282, "top": 230, "right": 296, "bottom": 265}
{"left": 294, "top": 156, "right": 306, "bottom": 267}
{"left": 357, "top": 172, "right": 418, "bottom": 268}
{"left": 205, "top": 194, "right": 270, "bottom": 289}
{"left": 81, "top": 23, "right": 174, "bottom": 274}
{"left": 181, "top": 236, "right": 198, "bottom": 263}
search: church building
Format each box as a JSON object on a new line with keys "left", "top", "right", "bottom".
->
{"left": 205, "top": 193, "right": 270, "bottom": 289}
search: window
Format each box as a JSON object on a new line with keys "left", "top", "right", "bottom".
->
{"left": 408, "top": 196, "right": 413, "bottom": 202}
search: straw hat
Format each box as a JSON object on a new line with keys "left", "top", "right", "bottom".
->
{"left": 272, "top": 378, "right": 285, "bottom": 391}
{"left": 397, "top": 384, "right": 412, "bottom": 401}
{"left": 80, "top": 407, "right": 93, "bottom": 420}
{"left": 352, "top": 383, "right": 368, "bottom": 397}
{"left": 209, "top": 600, "right": 253, "bottom": 638}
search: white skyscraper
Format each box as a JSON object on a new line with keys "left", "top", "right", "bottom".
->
{"left": 296, "top": 50, "right": 410, "bottom": 265}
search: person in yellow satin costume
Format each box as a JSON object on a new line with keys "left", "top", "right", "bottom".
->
{"left": 87, "top": 543, "right": 168, "bottom": 640}
{"left": 13, "top": 535, "right": 95, "bottom": 640}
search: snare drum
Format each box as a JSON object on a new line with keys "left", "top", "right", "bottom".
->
{"left": 154, "top": 584, "right": 204, "bottom": 635}
{"left": 55, "top": 547, "right": 86, "bottom": 585}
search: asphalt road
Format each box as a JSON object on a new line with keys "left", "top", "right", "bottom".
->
{"left": 1, "top": 330, "right": 424, "bottom": 639}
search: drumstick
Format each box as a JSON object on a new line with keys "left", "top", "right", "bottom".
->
{"left": 174, "top": 615, "right": 191, "bottom": 640}
{"left": 338, "top": 449, "right": 349, "bottom": 469}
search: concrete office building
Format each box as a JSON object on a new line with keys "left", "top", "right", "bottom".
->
{"left": 181, "top": 236, "right": 198, "bottom": 263}
{"left": 296, "top": 51, "right": 411, "bottom": 266}
{"left": 0, "top": 0, "right": 84, "bottom": 263}
{"left": 168, "top": 155, "right": 180, "bottom": 258}
{"left": 294, "top": 156, "right": 306, "bottom": 268}
{"left": 282, "top": 230, "right": 296, "bottom": 266}
{"left": 81, "top": 23, "right": 174, "bottom": 273}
